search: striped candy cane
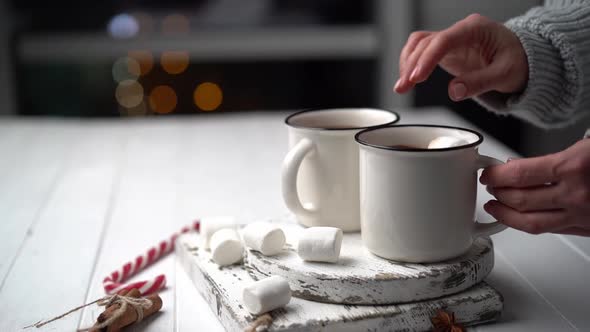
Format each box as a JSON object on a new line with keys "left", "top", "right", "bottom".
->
{"left": 102, "top": 219, "right": 200, "bottom": 295}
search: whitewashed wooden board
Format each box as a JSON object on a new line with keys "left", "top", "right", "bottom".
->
{"left": 245, "top": 223, "right": 494, "bottom": 305}
{"left": 177, "top": 233, "right": 503, "bottom": 332}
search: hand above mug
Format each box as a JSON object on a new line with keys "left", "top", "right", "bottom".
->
{"left": 394, "top": 13, "right": 528, "bottom": 101}
{"left": 481, "top": 139, "right": 590, "bottom": 237}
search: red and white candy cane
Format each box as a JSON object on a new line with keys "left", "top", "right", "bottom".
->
{"left": 102, "top": 219, "right": 200, "bottom": 295}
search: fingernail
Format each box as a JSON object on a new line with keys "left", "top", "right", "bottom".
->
{"left": 450, "top": 82, "right": 467, "bottom": 101}
{"left": 480, "top": 173, "right": 488, "bottom": 185}
{"left": 483, "top": 200, "right": 495, "bottom": 214}
{"left": 394, "top": 78, "right": 401, "bottom": 91}
{"left": 409, "top": 66, "right": 421, "bottom": 82}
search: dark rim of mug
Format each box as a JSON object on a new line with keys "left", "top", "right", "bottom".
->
{"left": 354, "top": 124, "right": 484, "bottom": 152}
{"left": 285, "top": 108, "right": 400, "bottom": 131}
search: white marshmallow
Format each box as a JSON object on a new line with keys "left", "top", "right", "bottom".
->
{"left": 200, "top": 216, "right": 238, "bottom": 249}
{"left": 210, "top": 228, "right": 243, "bottom": 266}
{"left": 297, "top": 227, "right": 343, "bottom": 263}
{"left": 242, "top": 276, "right": 291, "bottom": 315}
{"left": 427, "top": 136, "right": 468, "bottom": 149}
{"left": 242, "top": 222, "right": 286, "bottom": 256}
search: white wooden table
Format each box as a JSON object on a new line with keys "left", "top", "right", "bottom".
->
{"left": 0, "top": 108, "right": 588, "bottom": 332}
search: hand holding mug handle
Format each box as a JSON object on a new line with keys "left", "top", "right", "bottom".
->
{"left": 474, "top": 154, "right": 508, "bottom": 237}
{"left": 282, "top": 138, "right": 319, "bottom": 219}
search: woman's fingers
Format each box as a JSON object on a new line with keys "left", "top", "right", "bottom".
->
{"left": 480, "top": 154, "right": 560, "bottom": 188}
{"left": 448, "top": 61, "right": 507, "bottom": 101}
{"left": 395, "top": 31, "right": 432, "bottom": 92}
{"left": 485, "top": 139, "right": 590, "bottom": 236}
{"left": 406, "top": 34, "right": 453, "bottom": 84}
{"left": 396, "top": 36, "right": 433, "bottom": 93}
{"left": 488, "top": 184, "right": 562, "bottom": 212}
{"left": 395, "top": 13, "right": 520, "bottom": 97}
{"left": 399, "top": 31, "right": 431, "bottom": 72}
{"left": 484, "top": 200, "right": 570, "bottom": 234}
{"left": 407, "top": 17, "right": 477, "bottom": 84}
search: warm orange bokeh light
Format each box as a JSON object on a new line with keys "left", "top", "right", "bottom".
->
{"left": 128, "top": 50, "right": 154, "bottom": 76}
{"left": 162, "top": 14, "right": 190, "bottom": 35}
{"left": 116, "top": 80, "right": 144, "bottom": 108}
{"left": 149, "top": 85, "right": 177, "bottom": 114}
{"left": 193, "top": 82, "right": 223, "bottom": 111}
{"left": 160, "top": 51, "right": 189, "bottom": 75}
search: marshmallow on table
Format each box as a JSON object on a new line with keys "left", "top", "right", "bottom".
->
{"left": 242, "top": 276, "right": 291, "bottom": 315}
{"left": 427, "top": 136, "right": 469, "bottom": 149}
{"left": 210, "top": 228, "right": 244, "bottom": 266}
{"left": 200, "top": 216, "right": 238, "bottom": 250}
{"left": 297, "top": 227, "right": 343, "bottom": 263}
{"left": 242, "top": 222, "right": 286, "bottom": 256}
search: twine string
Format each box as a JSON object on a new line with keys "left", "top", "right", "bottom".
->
{"left": 24, "top": 294, "right": 152, "bottom": 330}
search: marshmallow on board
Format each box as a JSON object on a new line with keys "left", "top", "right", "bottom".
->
{"left": 427, "top": 136, "right": 468, "bottom": 149}
{"left": 242, "top": 275, "right": 291, "bottom": 315}
{"left": 210, "top": 228, "right": 244, "bottom": 266}
{"left": 242, "top": 222, "right": 286, "bottom": 256}
{"left": 200, "top": 216, "right": 238, "bottom": 250}
{"left": 297, "top": 227, "right": 343, "bottom": 263}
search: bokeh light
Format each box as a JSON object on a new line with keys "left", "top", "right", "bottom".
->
{"left": 132, "top": 12, "right": 155, "bottom": 35}
{"left": 108, "top": 13, "right": 139, "bottom": 39}
{"left": 121, "top": 100, "right": 148, "bottom": 116}
{"left": 162, "top": 14, "right": 190, "bottom": 35}
{"left": 160, "top": 51, "right": 189, "bottom": 75}
{"left": 127, "top": 50, "right": 154, "bottom": 76}
{"left": 149, "top": 85, "right": 177, "bottom": 114}
{"left": 112, "top": 57, "right": 141, "bottom": 83}
{"left": 193, "top": 82, "right": 223, "bottom": 111}
{"left": 116, "top": 80, "right": 144, "bottom": 108}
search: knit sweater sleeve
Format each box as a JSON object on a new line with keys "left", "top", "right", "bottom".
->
{"left": 475, "top": 1, "right": 590, "bottom": 128}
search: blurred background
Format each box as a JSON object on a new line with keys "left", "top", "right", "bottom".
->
{"left": 1, "top": 0, "right": 588, "bottom": 157}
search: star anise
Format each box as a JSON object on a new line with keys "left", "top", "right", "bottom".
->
{"left": 430, "top": 310, "right": 465, "bottom": 332}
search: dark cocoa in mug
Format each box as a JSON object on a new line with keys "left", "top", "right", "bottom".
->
{"left": 388, "top": 144, "right": 423, "bottom": 150}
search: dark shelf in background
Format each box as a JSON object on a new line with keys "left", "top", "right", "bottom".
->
{"left": 17, "top": 59, "right": 375, "bottom": 117}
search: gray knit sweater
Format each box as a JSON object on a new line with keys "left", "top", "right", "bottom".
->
{"left": 476, "top": 0, "right": 590, "bottom": 129}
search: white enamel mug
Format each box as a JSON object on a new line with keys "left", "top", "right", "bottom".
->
{"left": 282, "top": 108, "right": 399, "bottom": 231}
{"left": 355, "top": 125, "right": 507, "bottom": 262}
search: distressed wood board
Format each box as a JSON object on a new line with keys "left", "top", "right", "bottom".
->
{"left": 177, "top": 233, "right": 503, "bottom": 332}
{"left": 245, "top": 223, "right": 494, "bottom": 304}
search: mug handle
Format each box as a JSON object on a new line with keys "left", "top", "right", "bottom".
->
{"left": 473, "top": 154, "right": 508, "bottom": 238}
{"left": 281, "top": 138, "right": 319, "bottom": 219}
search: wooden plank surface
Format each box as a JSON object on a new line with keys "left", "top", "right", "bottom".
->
{"left": 0, "top": 120, "right": 79, "bottom": 283}
{"left": 472, "top": 251, "right": 577, "bottom": 331}
{"left": 560, "top": 235, "right": 590, "bottom": 260}
{"left": 78, "top": 121, "right": 183, "bottom": 331}
{"left": 0, "top": 121, "right": 123, "bottom": 331}
{"left": 0, "top": 108, "right": 588, "bottom": 331}
{"left": 489, "top": 230, "right": 590, "bottom": 330}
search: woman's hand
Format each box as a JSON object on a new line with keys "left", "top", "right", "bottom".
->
{"left": 481, "top": 139, "right": 590, "bottom": 236}
{"left": 395, "top": 14, "right": 528, "bottom": 101}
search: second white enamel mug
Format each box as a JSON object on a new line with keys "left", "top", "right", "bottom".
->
{"left": 282, "top": 108, "right": 399, "bottom": 232}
